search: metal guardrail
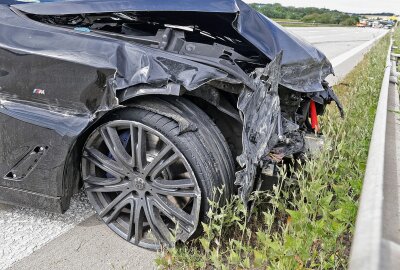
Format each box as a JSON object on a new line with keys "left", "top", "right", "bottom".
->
{"left": 349, "top": 36, "right": 400, "bottom": 269}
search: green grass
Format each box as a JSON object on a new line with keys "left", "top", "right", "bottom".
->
{"left": 263, "top": 13, "right": 355, "bottom": 27}
{"left": 273, "top": 19, "right": 345, "bottom": 28}
{"left": 394, "top": 26, "right": 400, "bottom": 50}
{"left": 156, "top": 34, "right": 390, "bottom": 270}
{"left": 393, "top": 26, "right": 400, "bottom": 71}
{"left": 279, "top": 23, "right": 341, "bottom": 28}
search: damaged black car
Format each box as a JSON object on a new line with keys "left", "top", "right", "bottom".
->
{"left": 0, "top": 0, "right": 343, "bottom": 249}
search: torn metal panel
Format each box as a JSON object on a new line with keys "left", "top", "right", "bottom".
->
{"left": 10, "top": 0, "right": 334, "bottom": 93}
{"left": 235, "top": 52, "right": 282, "bottom": 204}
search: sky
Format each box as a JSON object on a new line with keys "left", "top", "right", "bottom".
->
{"left": 243, "top": 0, "right": 400, "bottom": 15}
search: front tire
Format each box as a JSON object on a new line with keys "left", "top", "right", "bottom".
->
{"left": 81, "top": 97, "right": 234, "bottom": 249}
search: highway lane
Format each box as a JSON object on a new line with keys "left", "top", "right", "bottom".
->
{"left": 2, "top": 26, "right": 389, "bottom": 270}
{"left": 287, "top": 27, "right": 387, "bottom": 60}
{"left": 288, "top": 27, "right": 388, "bottom": 84}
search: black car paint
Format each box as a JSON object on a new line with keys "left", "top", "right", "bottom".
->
{"left": 11, "top": 0, "right": 334, "bottom": 93}
{"left": 0, "top": 0, "right": 338, "bottom": 212}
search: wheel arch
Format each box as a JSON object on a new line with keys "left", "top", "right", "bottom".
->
{"left": 63, "top": 90, "right": 242, "bottom": 205}
{"left": 119, "top": 86, "right": 244, "bottom": 158}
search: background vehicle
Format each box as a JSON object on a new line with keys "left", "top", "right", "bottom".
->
{"left": 0, "top": 0, "right": 341, "bottom": 249}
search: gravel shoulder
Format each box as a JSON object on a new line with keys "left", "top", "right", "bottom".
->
{"left": 8, "top": 215, "right": 156, "bottom": 270}
{"left": 0, "top": 193, "right": 93, "bottom": 270}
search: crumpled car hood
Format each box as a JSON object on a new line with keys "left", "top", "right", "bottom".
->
{"left": 10, "top": 0, "right": 334, "bottom": 93}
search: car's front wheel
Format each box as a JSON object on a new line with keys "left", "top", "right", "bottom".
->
{"left": 81, "top": 97, "right": 235, "bottom": 250}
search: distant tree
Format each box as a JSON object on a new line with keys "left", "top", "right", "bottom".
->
{"left": 250, "top": 3, "right": 360, "bottom": 26}
{"left": 302, "top": 13, "right": 320, "bottom": 23}
{"left": 340, "top": 17, "right": 359, "bottom": 26}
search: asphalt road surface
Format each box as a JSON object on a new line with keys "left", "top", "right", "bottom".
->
{"left": 288, "top": 27, "right": 388, "bottom": 84}
{"left": 288, "top": 27, "right": 387, "bottom": 60}
{"left": 1, "top": 27, "right": 388, "bottom": 270}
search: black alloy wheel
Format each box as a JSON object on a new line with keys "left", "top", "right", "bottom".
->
{"left": 81, "top": 97, "right": 235, "bottom": 250}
